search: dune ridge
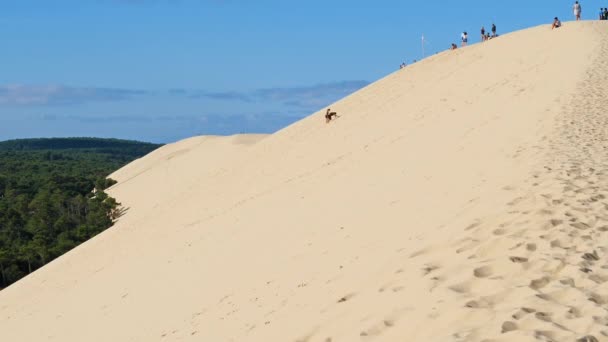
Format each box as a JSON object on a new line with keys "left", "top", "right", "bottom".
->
{"left": 1, "top": 22, "right": 608, "bottom": 341}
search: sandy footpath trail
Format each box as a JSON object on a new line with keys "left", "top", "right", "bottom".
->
{"left": 1, "top": 22, "right": 608, "bottom": 342}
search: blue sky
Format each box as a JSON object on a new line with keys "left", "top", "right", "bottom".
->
{"left": 0, "top": 0, "right": 587, "bottom": 143}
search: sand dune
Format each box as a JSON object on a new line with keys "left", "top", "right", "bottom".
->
{"left": 2, "top": 21, "right": 608, "bottom": 341}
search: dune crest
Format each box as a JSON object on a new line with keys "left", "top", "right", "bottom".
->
{"left": 2, "top": 22, "right": 608, "bottom": 341}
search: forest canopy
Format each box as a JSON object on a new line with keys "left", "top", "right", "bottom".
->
{"left": 0, "top": 138, "right": 162, "bottom": 289}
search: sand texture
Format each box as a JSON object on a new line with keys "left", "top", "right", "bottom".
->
{"left": 2, "top": 21, "right": 608, "bottom": 341}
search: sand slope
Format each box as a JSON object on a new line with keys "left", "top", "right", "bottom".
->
{"left": 2, "top": 22, "right": 608, "bottom": 341}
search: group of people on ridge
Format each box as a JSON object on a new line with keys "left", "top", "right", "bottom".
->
{"left": 338, "top": 0, "right": 599, "bottom": 124}
{"left": 479, "top": 23, "right": 497, "bottom": 42}
{"left": 552, "top": 1, "right": 605, "bottom": 30}
{"left": 451, "top": 23, "right": 496, "bottom": 50}
{"left": 452, "top": 24, "right": 496, "bottom": 50}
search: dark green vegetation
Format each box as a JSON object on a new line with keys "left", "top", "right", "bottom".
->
{"left": 0, "top": 138, "right": 162, "bottom": 289}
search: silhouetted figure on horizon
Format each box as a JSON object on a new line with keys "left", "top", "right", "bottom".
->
{"left": 491, "top": 23, "right": 497, "bottom": 37}
{"left": 552, "top": 17, "right": 562, "bottom": 29}
{"left": 574, "top": 1, "right": 582, "bottom": 20}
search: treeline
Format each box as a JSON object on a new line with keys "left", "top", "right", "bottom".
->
{"left": 0, "top": 138, "right": 162, "bottom": 288}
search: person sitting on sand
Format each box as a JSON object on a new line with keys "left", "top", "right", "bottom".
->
{"left": 325, "top": 108, "right": 338, "bottom": 123}
{"left": 552, "top": 17, "right": 562, "bottom": 29}
{"left": 450, "top": 43, "right": 458, "bottom": 50}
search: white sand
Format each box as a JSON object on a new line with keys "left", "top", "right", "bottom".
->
{"left": 2, "top": 21, "right": 608, "bottom": 341}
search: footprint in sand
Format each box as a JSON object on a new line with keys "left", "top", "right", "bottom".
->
{"left": 593, "top": 316, "right": 608, "bottom": 325}
{"left": 512, "top": 307, "right": 536, "bottom": 320}
{"left": 550, "top": 239, "right": 569, "bottom": 249}
{"left": 409, "top": 247, "right": 431, "bottom": 258}
{"left": 422, "top": 263, "right": 440, "bottom": 276}
{"left": 448, "top": 281, "right": 472, "bottom": 294}
{"left": 571, "top": 222, "right": 592, "bottom": 230}
{"left": 473, "top": 266, "right": 494, "bottom": 278}
{"left": 534, "top": 330, "right": 558, "bottom": 341}
{"left": 391, "top": 286, "right": 405, "bottom": 293}
{"left": 456, "top": 239, "right": 481, "bottom": 254}
{"left": 589, "top": 274, "right": 608, "bottom": 284}
{"left": 501, "top": 321, "right": 518, "bottom": 333}
{"left": 588, "top": 292, "right": 608, "bottom": 305}
{"left": 566, "top": 307, "right": 583, "bottom": 319}
{"left": 509, "top": 256, "right": 529, "bottom": 263}
{"left": 337, "top": 293, "right": 356, "bottom": 304}
{"left": 580, "top": 267, "right": 593, "bottom": 274}
{"left": 465, "top": 221, "right": 482, "bottom": 231}
{"left": 534, "top": 312, "right": 553, "bottom": 323}
{"left": 509, "top": 242, "right": 524, "bottom": 250}
{"left": 465, "top": 298, "right": 493, "bottom": 309}
{"left": 597, "top": 226, "right": 608, "bottom": 232}
{"left": 493, "top": 228, "right": 507, "bottom": 236}
{"left": 535, "top": 293, "right": 553, "bottom": 301}
{"left": 359, "top": 319, "right": 396, "bottom": 339}
{"left": 582, "top": 251, "right": 600, "bottom": 262}
{"left": 530, "top": 277, "right": 551, "bottom": 290}
{"left": 507, "top": 197, "right": 526, "bottom": 206}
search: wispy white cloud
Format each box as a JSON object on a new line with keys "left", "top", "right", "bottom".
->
{"left": 255, "top": 81, "right": 369, "bottom": 108}
{"left": 182, "top": 80, "right": 370, "bottom": 109}
{"left": 0, "top": 85, "right": 149, "bottom": 106}
{"left": 187, "top": 90, "right": 252, "bottom": 102}
{"left": 0, "top": 80, "right": 369, "bottom": 112}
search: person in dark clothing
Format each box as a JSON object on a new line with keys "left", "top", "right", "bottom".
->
{"left": 491, "top": 23, "right": 497, "bottom": 37}
{"left": 325, "top": 108, "right": 338, "bottom": 123}
{"left": 552, "top": 17, "right": 562, "bottom": 29}
{"left": 481, "top": 26, "right": 486, "bottom": 41}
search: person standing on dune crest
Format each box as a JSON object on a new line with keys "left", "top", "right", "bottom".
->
{"left": 574, "top": 1, "right": 582, "bottom": 20}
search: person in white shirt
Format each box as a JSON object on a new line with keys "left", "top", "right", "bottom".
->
{"left": 574, "top": 1, "right": 582, "bottom": 20}
{"left": 461, "top": 31, "right": 468, "bottom": 47}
